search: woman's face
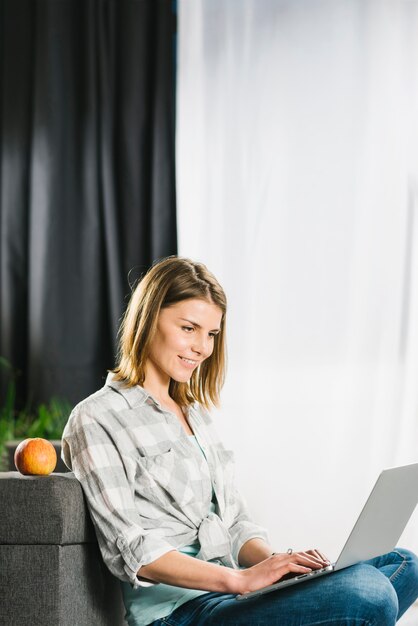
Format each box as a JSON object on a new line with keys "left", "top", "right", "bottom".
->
{"left": 144, "top": 298, "right": 223, "bottom": 389}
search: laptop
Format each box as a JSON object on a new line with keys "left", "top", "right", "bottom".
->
{"left": 236, "top": 462, "right": 418, "bottom": 601}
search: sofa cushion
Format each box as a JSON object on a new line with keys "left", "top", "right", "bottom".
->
{"left": 0, "top": 472, "right": 97, "bottom": 545}
{"left": 0, "top": 543, "right": 127, "bottom": 626}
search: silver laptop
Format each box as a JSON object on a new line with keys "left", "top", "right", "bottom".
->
{"left": 236, "top": 462, "right": 418, "bottom": 601}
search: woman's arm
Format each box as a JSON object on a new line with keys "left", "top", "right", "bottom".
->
{"left": 238, "top": 537, "right": 274, "bottom": 567}
{"left": 138, "top": 550, "right": 238, "bottom": 592}
{"left": 138, "top": 548, "right": 329, "bottom": 595}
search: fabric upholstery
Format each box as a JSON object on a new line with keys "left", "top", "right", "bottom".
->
{"left": 0, "top": 471, "right": 96, "bottom": 544}
{"left": 0, "top": 471, "right": 127, "bottom": 626}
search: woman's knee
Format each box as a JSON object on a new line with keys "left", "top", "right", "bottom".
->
{"left": 339, "top": 564, "right": 398, "bottom": 625}
{"left": 392, "top": 547, "right": 418, "bottom": 581}
{"left": 366, "top": 577, "right": 398, "bottom": 625}
{"left": 391, "top": 548, "right": 418, "bottom": 617}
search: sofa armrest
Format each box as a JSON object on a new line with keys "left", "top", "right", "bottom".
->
{"left": 0, "top": 471, "right": 95, "bottom": 544}
{"left": 0, "top": 472, "right": 127, "bottom": 626}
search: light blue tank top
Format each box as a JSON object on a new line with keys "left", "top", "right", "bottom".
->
{"left": 121, "top": 436, "right": 217, "bottom": 626}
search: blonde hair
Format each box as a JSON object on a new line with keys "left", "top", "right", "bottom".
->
{"left": 111, "top": 256, "right": 227, "bottom": 410}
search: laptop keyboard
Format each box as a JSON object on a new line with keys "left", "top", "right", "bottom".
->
{"left": 295, "top": 565, "right": 333, "bottom": 580}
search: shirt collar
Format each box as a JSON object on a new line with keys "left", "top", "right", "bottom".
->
{"left": 105, "top": 372, "right": 154, "bottom": 409}
{"left": 105, "top": 372, "right": 198, "bottom": 417}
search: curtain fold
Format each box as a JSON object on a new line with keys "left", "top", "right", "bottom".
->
{"left": 0, "top": 0, "right": 177, "bottom": 407}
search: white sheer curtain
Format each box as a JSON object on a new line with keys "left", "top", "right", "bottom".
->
{"left": 177, "top": 0, "right": 418, "bottom": 560}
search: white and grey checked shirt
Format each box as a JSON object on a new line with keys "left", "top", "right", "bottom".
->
{"left": 61, "top": 373, "right": 269, "bottom": 589}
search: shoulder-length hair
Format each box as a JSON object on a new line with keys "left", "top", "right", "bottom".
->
{"left": 111, "top": 256, "right": 227, "bottom": 410}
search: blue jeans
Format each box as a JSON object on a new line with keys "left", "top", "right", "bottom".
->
{"left": 150, "top": 549, "right": 418, "bottom": 625}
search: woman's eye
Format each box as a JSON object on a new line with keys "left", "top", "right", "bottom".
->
{"left": 182, "top": 326, "right": 216, "bottom": 338}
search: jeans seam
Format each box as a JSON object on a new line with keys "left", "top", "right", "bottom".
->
{"left": 160, "top": 616, "right": 373, "bottom": 626}
{"left": 305, "top": 616, "right": 372, "bottom": 626}
{"left": 389, "top": 550, "right": 408, "bottom": 583}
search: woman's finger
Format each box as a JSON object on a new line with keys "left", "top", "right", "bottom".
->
{"left": 306, "top": 548, "right": 331, "bottom": 564}
{"left": 314, "top": 548, "right": 331, "bottom": 563}
{"left": 274, "top": 562, "right": 313, "bottom": 583}
{"left": 271, "top": 551, "right": 319, "bottom": 567}
{"left": 270, "top": 551, "right": 326, "bottom": 570}
{"left": 290, "top": 551, "right": 326, "bottom": 568}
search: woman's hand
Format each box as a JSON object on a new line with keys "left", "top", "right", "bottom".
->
{"left": 229, "top": 549, "right": 330, "bottom": 596}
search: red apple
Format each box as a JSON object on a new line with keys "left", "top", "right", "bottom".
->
{"left": 14, "top": 438, "right": 57, "bottom": 476}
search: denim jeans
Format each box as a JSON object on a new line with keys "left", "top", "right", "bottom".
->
{"left": 150, "top": 548, "right": 418, "bottom": 625}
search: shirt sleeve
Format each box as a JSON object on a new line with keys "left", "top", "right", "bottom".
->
{"left": 227, "top": 484, "right": 271, "bottom": 566}
{"left": 61, "top": 404, "right": 176, "bottom": 589}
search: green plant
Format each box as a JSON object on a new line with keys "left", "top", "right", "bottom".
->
{"left": 0, "top": 357, "right": 72, "bottom": 470}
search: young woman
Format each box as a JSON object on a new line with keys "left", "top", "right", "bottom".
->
{"left": 62, "top": 256, "right": 418, "bottom": 626}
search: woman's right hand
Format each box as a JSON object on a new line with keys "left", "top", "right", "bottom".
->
{"left": 230, "top": 549, "right": 330, "bottom": 595}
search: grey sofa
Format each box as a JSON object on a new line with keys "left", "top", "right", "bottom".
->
{"left": 0, "top": 471, "right": 128, "bottom": 626}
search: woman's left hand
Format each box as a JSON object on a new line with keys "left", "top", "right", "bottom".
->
{"left": 305, "top": 548, "right": 330, "bottom": 565}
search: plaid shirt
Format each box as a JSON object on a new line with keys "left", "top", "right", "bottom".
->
{"left": 61, "top": 373, "right": 269, "bottom": 589}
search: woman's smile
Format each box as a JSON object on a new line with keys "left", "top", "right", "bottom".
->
{"left": 178, "top": 355, "right": 199, "bottom": 368}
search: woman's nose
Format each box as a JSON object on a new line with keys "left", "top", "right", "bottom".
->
{"left": 192, "top": 334, "right": 211, "bottom": 356}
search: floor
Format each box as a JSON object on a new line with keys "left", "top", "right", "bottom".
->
{"left": 399, "top": 601, "right": 418, "bottom": 625}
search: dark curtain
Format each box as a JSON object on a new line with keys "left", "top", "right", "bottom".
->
{"left": 0, "top": 0, "right": 177, "bottom": 408}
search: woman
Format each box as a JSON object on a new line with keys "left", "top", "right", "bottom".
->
{"left": 61, "top": 256, "right": 418, "bottom": 626}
